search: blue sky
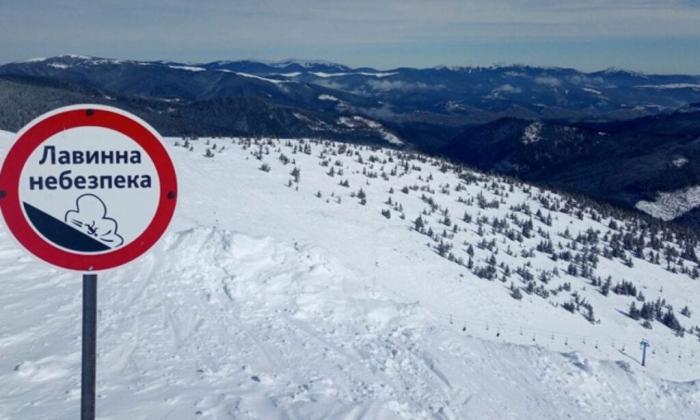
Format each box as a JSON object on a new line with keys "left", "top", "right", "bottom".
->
{"left": 1, "top": 0, "right": 700, "bottom": 74}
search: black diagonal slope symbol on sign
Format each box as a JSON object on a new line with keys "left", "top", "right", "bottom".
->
{"left": 23, "top": 202, "right": 111, "bottom": 252}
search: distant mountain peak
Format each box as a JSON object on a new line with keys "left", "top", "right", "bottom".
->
{"left": 432, "top": 63, "right": 569, "bottom": 73}
{"left": 21, "top": 55, "right": 135, "bottom": 66}
{"left": 598, "top": 67, "right": 647, "bottom": 77}
{"left": 61, "top": 54, "right": 92, "bottom": 60}
{"left": 204, "top": 58, "right": 352, "bottom": 73}
{"left": 271, "top": 58, "right": 349, "bottom": 69}
{"left": 14, "top": 55, "right": 91, "bottom": 64}
{"left": 19, "top": 57, "right": 48, "bottom": 63}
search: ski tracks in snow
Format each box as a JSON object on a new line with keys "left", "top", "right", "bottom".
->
{"left": 2, "top": 223, "right": 700, "bottom": 419}
{"left": 117, "top": 226, "right": 462, "bottom": 419}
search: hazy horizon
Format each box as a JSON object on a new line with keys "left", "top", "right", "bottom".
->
{"left": 2, "top": 1, "right": 700, "bottom": 75}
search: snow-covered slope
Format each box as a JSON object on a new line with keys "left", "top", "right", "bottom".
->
{"left": 636, "top": 186, "right": 700, "bottom": 221}
{"left": 1, "top": 130, "right": 700, "bottom": 419}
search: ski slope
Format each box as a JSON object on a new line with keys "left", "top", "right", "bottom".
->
{"left": 1, "top": 130, "right": 700, "bottom": 419}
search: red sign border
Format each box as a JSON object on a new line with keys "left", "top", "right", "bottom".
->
{"left": 0, "top": 105, "right": 177, "bottom": 272}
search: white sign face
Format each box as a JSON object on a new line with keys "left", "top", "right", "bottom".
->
{"left": 0, "top": 105, "right": 178, "bottom": 272}
{"left": 20, "top": 126, "right": 161, "bottom": 253}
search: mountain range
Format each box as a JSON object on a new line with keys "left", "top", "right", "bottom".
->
{"left": 2, "top": 55, "right": 700, "bottom": 225}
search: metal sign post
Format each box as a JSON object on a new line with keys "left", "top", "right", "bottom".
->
{"left": 81, "top": 274, "right": 98, "bottom": 420}
{"left": 0, "top": 105, "right": 178, "bottom": 418}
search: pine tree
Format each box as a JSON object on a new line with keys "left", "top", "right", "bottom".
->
{"left": 437, "top": 241, "right": 451, "bottom": 257}
{"left": 467, "top": 244, "right": 475, "bottom": 257}
{"left": 510, "top": 283, "right": 523, "bottom": 300}
{"left": 640, "top": 302, "right": 655, "bottom": 321}
{"left": 662, "top": 309, "right": 682, "bottom": 331}
{"left": 290, "top": 167, "right": 301, "bottom": 183}
{"left": 586, "top": 305, "right": 595, "bottom": 323}
{"left": 414, "top": 216, "right": 425, "bottom": 232}
{"left": 629, "top": 302, "right": 641, "bottom": 320}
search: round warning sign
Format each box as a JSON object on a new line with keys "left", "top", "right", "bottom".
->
{"left": 0, "top": 105, "right": 177, "bottom": 272}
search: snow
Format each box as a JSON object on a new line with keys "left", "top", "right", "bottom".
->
{"left": 635, "top": 84, "right": 700, "bottom": 90}
{"left": 1, "top": 130, "right": 700, "bottom": 418}
{"left": 337, "top": 116, "right": 356, "bottom": 127}
{"left": 215, "top": 70, "right": 291, "bottom": 85}
{"left": 310, "top": 72, "right": 397, "bottom": 78}
{"left": 434, "top": 64, "right": 565, "bottom": 73}
{"left": 318, "top": 94, "right": 339, "bottom": 101}
{"left": 382, "top": 132, "right": 403, "bottom": 146}
{"left": 444, "top": 101, "right": 467, "bottom": 111}
{"left": 337, "top": 116, "right": 403, "bottom": 145}
{"left": 351, "top": 116, "right": 402, "bottom": 145}
{"left": 233, "top": 72, "right": 286, "bottom": 85}
{"left": 582, "top": 87, "right": 602, "bottom": 95}
{"left": 23, "top": 55, "right": 146, "bottom": 68}
{"left": 268, "top": 59, "right": 348, "bottom": 70}
{"left": 673, "top": 157, "right": 689, "bottom": 168}
{"left": 292, "top": 112, "right": 331, "bottom": 131}
{"left": 631, "top": 105, "right": 666, "bottom": 112}
{"left": 678, "top": 105, "right": 700, "bottom": 114}
{"left": 206, "top": 59, "right": 349, "bottom": 72}
{"left": 20, "top": 57, "right": 47, "bottom": 63}
{"left": 276, "top": 72, "right": 302, "bottom": 77}
{"left": 490, "top": 84, "right": 522, "bottom": 96}
{"left": 88, "top": 59, "right": 124, "bottom": 66}
{"left": 169, "top": 65, "right": 207, "bottom": 72}
{"left": 522, "top": 121, "right": 543, "bottom": 144}
{"left": 311, "top": 72, "right": 350, "bottom": 78}
{"left": 56, "top": 54, "right": 91, "bottom": 60}
{"left": 601, "top": 67, "right": 647, "bottom": 77}
{"left": 358, "top": 72, "right": 397, "bottom": 78}
{"left": 635, "top": 186, "right": 700, "bottom": 221}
